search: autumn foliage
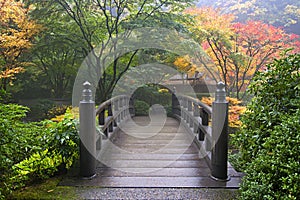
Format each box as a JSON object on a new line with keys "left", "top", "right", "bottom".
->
{"left": 173, "top": 55, "right": 196, "bottom": 75}
{"left": 0, "top": 0, "right": 40, "bottom": 90}
{"left": 185, "top": 7, "right": 300, "bottom": 99}
{"left": 201, "top": 96, "right": 246, "bottom": 128}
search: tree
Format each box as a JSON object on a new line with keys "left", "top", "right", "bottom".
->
{"left": 0, "top": 0, "right": 40, "bottom": 90}
{"left": 230, "top": 21, "right": 300, "bottom": 99}
{"left": 185, "top": 7, "right": 300, "bottom": 99}
{"left": 29, "top": 3, "right": 85, "bottom": 99}
{"left": 195, "top": 0, "right": 300, "bottom": 32}
{"left": 33, "top": 36, "right": 80, "bottom": 98}
{"left": 32, "top": 0, "right": 193, "bottom": 103}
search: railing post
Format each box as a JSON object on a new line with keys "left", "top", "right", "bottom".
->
{"left": 99, "top": 107, "right": 107, "bottom": 138}
{"left": 79, "top": 81, "right": 96, "bottom": 178}
{"left": 182, "top": 98, "right": 187, "bottom": 121}
{"left": 171, "top": 87, "right": 180, "bottom": 117}
{"left": 119, "top": 97, "right": 123, "bottom": 121}
{"left": 193, "top": 103, "right": 200, "bottom": 135}
{"left": 201, "top": 109, "right": 209, "bottom": 126}
{"left": 188, "top": 100, "right": 192, "bottom": 112}
{"left": 108, "top": 104, "right": 113, "bottom": 132}
{"left": 126, "top": 97, "right": 130, "bottom": 118}
{"left": 188, "top": 101, "right": 193, "bottom": 127}
{"left": 201, "top": 107, "right": 211, "bottom": 150}
{"left": 211, "top": 82, "right": 229, "bottom": 181}
{"left": 112, "top": 100, "right": 117, "bottom": 128}
{"left": 115, "top": 99, "right": 120, "bottom": 123}
{"left": 129, "top": 96, "right": 135, "bottom": 117}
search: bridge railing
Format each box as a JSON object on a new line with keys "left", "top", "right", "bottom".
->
{"left": 79, "top": 81, "right": 229, "bottom": 181}
{"left": 172, "top": 92, "right": 213, "bottom": 150}
{"left": 172, "top": 82, "right": 229, "bottom": 181}
{"left": 95, "top": 95, "right": 132, "bottom": 140}
{"left": 79, "top": 81, "right": 133, "bottom": 178}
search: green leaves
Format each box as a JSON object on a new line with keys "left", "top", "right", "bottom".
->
{"left": 233, "top": 54, "right": 300, "bottom": 199}
{"left": 0, "top": 104, "right": 79, "bottom": 199}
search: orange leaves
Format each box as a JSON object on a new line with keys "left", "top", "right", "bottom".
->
{"left": 0, "top": 0, "right": 40, "bottom": 56}
{"left": 233, "top": 21, "right": 293, "bottom": 55}
{"left": 0, "top": 0, "right": 41, "bottom": 88}
{"left": 289, "top": 34, "right": 300, "bottom": 53}
{"left": 231, "top": 20, "right": 300, "bottom": 75}
{"left": 200, "top": 96, "right": 213, "bottom": 106}
{"left": 201, "top": 96, "right": 246, "bottom": 128}
{"left": 173, "top": 55, "right": 196, "bottom": 74}
{"left": 0, "top": 67, "right": 24, "bottom": 79}
{"left": 229, "top": 105, "right": 247, "bottom": 128}
{"left": 226, "top": 97, "right": 242, "bottom": 105}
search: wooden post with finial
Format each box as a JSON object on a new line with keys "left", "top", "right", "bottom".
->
{"left": 211, "top": 82, "right": 230, "bottom": 181}
{"left": 79, "top": 81, "right": 96, "bottom": 179}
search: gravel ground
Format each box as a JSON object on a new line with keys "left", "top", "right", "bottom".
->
{"left": 77, "top": 188, "right": 239, "bottom": 200}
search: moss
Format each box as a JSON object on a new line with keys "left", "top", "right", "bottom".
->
{"left": 8, "top": 176, "right": 79, "bottom": 200}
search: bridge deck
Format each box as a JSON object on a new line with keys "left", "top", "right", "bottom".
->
{"left": 61, "top": 116, "right": 241, "bottom": 188}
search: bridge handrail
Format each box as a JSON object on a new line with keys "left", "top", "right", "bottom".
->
{"left": 172, "top": 94, "right": 212, "bottom": 150}
{"left": 95, "top": 95, "right": 132, "bottom": 141}
{"left": 172, "top": 82, "right": 229, "bottom": 181}
{"left": 95, "top": 95, "right": 129, "bottom": 114}
{"left": 178, "top": 95, "right": 212, "bottom": 115}
{"left": 79, "top": 82, "right": 133, "bottom": 178}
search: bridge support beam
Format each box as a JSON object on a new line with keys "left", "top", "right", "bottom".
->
{"left": 79, "top": 81, "right": 96, "bottom": 178}
{"left": 211, "top": 82, "right": 229, "bottom": 181}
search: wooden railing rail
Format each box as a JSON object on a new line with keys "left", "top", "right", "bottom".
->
{"left": 95, "top": 95, "right": 132, "bottom": 138}
{"left": 172, "top": 82, "right": 229, "bottom": 181}
{"left": 79, "top": 82, "right": 133, "bottom": 178}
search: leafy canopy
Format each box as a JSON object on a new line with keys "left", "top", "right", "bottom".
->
{"left": 0, "top": 0, "right": 41, "bottom": 90}
{"left": 185, "top": 7, "right": 300, "bottom": 99}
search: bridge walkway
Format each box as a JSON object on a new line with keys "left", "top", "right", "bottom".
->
{"left": 63, "top": 116, "right": 241, "bottom": 188}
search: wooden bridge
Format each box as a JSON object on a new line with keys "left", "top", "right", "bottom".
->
{"left": 66, "top": 82, "right": 241, "bottom": 188}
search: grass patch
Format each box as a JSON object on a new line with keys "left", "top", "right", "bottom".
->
{"left": 7, "top": 176, "right": 79, "bottom": 200}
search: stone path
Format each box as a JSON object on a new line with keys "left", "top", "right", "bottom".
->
{"left": 77, "top": 188, "right": 239, "bottom": 200}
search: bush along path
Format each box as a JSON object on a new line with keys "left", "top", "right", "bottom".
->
{"left": 232, "top": 53, "right": 300, "bottom": 199}
{"left": 0, "top": 106, "right": 79, "bottom": 199}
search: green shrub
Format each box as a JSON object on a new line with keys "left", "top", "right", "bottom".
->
{"left": 27, "top": 99, "right": 55, "bottom": 121}
{"left": 45, "top": 110, "right": 79, "bottom": 170}
{"left": 233, "top": 54, "right": 300, "bottom": 199}
{"left": 0, "top": 104, "right": 79, "bottom": 199}
{"left": 0, "top": 89, "right": 12, "bottom": 103}
{"left": 134, "top": 100, "right": 150, "bottom": 116}
{"left": 0, "top": 104, "right": 43, "bottom": 198}
{"left": 9, "top": 150, "right": 62, "bottom": 190}
{"left": 134, "top": 85, "right": 171, "bottom": 106}
{"left": 46, "top": 104, "right": 69, "bottom": 119}
{"left": 0, "top": 104, "right": 40, "bottom": 171}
